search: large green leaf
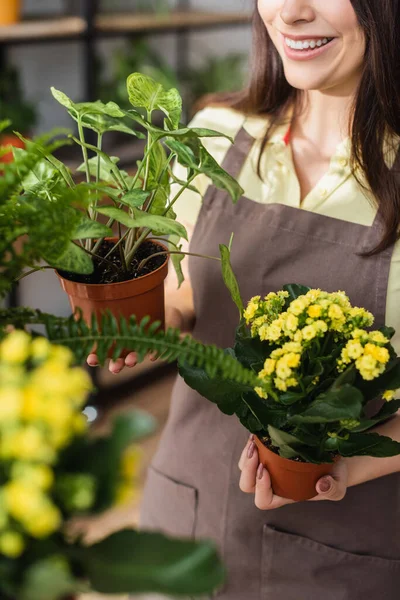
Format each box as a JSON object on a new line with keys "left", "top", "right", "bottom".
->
{"left": 20, "top": 557, "right": 77, "bottom": 600}
{"left": 219, "top": 243, "right": 243, "bottom": 319}
{"left": 288, "top": 384, "right": 363, "bottom": 424}
{"left": 178, "top": 349, "right": 252, "bottom": 416}
{"left": 97, "top": 206, "right": 188, "bottom": 240}
{"left": 166, "top": 137, "right": 243, "bottom": 203}
{"left": 241, "top": 392, "right": 287, "bottom": 431}
{"left": 50, "top": 241, "right": 94, "bottom": 275}
{"left": 267, "top": 425, "right": 332, "bottom": 463}
{"left": 79, "top": 529, "right": 225, "bottom": 596}
{"left": 120, "top": 189, "right": 150, "bottom": 209}
{"left": 72, "top": 218, "right": 113, "bottom": 240}
{"left": 80, "top": 111, "right": 145, "bottom": 138}
{"left": 338, "top": 432, "right": 400, "bottom": 457}
{"left": 77, "top": 155, "right": 120, "bottom": 183}
{"left": 351, "top": 399, "right": 400, "bottom": 433}
{"left": 233, "top": 320, "right": 266, "bottom": 372}
{"left": 127, "top": 72, "right": 182, "bottom": 130}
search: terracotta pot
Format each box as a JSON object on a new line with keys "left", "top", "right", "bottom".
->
{"left": 0, "top": 134, "right": 25, "bottom": 163}
{"left": 254, "top": 436, "right": 337, "bottom": 502}
{"left": 57, "top": 240, "right": 168, "bottom": 356}
{"left": 0, "top": 0, "right": 21, "bottom": 25}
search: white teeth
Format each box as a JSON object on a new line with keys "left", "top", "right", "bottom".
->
{"left": 285, "top": 37, "right": 332, "bottom": 51}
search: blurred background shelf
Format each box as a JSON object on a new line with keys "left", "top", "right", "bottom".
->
{"left": 96, "top": 10, "right": 252, "bottom": 35}
{"left": 0, "top": 16, "right": 87, "bottom": 43}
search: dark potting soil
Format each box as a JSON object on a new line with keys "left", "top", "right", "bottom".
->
{"left": 59, "top": 240, "right": 167, "bottom": 285}
{"left": 260, "top": 435, "right": 306, "bottom": 463}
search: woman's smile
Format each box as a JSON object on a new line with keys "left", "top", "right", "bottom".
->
{"left": 281, "top": 32, "right": 338, "bottom": 61}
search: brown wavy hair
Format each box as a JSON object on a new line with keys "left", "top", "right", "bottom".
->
{"left": 206, "top": 0, "right": 400, "bottom": 255}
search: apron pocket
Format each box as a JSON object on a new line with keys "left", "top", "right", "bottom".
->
{"left": 262, "top": 525, "right": 400, "bottom": 600}
{"left": 139, "top": 465, "right": 198, "bottom": 539}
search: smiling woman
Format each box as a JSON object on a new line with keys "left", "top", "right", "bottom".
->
{"left": 135, "top": 1, "right": 400, "bottom": 599}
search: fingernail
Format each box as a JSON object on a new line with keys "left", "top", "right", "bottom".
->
{"left": 257, "top": 464, "right": 264, "bottom": 480}
{"left": 318, "top": 478, "right": 332, "bottom": 493}
{"left": 249, "top": 433, "right": 254, "bottom": 442}
{"left": 247, "top": 442, "right": 255, "bottom": 459}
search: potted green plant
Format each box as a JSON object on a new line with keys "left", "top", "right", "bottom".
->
{"left": 13, "top": 73, "right": 242, "bottom": 335}
{"left": 0, "top": 329, "right": 225, "bottom": 600}
{"left": 0, "top": 64, "right": 37, "bottom": 163}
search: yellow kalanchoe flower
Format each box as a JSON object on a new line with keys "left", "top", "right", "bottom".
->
{"left": 0, "top": 531, "right": 25, "bottom": 558}
{"left": 0, "top": 331, "right": 31, "bottom": 364}
{"left": 383, "top": 390, "right": 396, "bottom": 402}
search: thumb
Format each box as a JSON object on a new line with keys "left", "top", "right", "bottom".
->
{"left": 315, "top": 476, "right": 346, "bottom": 501}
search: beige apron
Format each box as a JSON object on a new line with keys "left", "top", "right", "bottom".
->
{"left": 140, "top": 128, "right": 400, "bottom": 600}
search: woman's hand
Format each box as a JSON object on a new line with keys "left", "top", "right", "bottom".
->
{"left": 238, "top": 435, "right": 348, "bottom": 510}
{"left": 87, "top": 305, "right": 188, "bottom": 374}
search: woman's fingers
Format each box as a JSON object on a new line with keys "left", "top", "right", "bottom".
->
{"left": 87, "top": 354, "right": 99, "bottom": 367}
{"left": 124, "top": 352, "right": 138, "bottom": 368}
{"left": 109, "top": 358, "right": 125, "bottom": 374}
{"left": 254, "top": 467, "right": 295, "bottom": 510}
{"left": 238, "top": 434, "right": 254, "bottom": 471}
{"left": 239, "top": 441, "right": 259, "bottom": 494}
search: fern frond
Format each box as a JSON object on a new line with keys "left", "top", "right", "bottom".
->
{"left": 0, "top": 308, "right": 261, "bottom": 389}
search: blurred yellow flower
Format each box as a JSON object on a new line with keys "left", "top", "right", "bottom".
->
{"left": 0, "top": 531, "right": 25, "bottom": 558}
{"left": 0, "top": 389, "right": 23, "bottom": 422}
{"left": 0, "top": 331, "right": 31, "bottom": 364}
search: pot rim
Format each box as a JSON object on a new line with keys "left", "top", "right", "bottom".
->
{"left": 255, "top": 436, "right": 338, "bottom": 472}
{"left": 56, "top": 238, "right": 169, "bottom": 289}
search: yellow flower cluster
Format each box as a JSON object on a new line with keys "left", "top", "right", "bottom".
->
{"left": 115, "top": 446, "right": 142, "bottom": 505}
{"left": 0, "top": 331, "right": 92, "bottom": 558}
{"left": 339, "top": 329, "right": 391, "bottom": 380}
{"left": 256, "top": 342, "right": 302, "bottom": 396}
{"left": 244, "top": 288, "right": 397, "bottom": 399}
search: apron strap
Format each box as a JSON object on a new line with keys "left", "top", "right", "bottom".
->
{"left": 220, "top": 126, "right": 256, "bottom": 180}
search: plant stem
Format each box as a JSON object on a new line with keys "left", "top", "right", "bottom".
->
{"left": 124, "top": 173, "right": 197, "bottom": 267}
{"left": 128, "top": 138, "right": 158, "bottom": 192}
{"left": 96, "top": 133, "right": 103, "bottom": 184}
{"left": 138, "top": 250, "right": 220, "bottom": 272}
{"left": 104, "top": 229, "right": 130, "bottom": 261}
{"left": 77, "top": 117, "right": 91, "bottom": 185}
{"left": 14, "top": 266, "right": 55, "bottom": 282}
{"left": 161, "top": 172, "right": 197, "bottom": 216}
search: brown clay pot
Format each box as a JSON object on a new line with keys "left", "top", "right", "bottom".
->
{"left": 57, "top": 240, "right": 168, "bottom": 356}
{"left": 0, "top": 134, "right": 26, "bottom": 164}
{"left": 254, "top": 436, "right": 337, "bottom": 502}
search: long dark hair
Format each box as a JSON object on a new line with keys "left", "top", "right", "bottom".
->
{"left": 209, "top": 0, "right": 400, "bottom": 254}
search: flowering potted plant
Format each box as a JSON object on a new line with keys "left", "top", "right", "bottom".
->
{"left": 178, "top": 281, "right": 400, "bottom": 500}
{"left": 0, "top": 330, "right": 225, "bottom": 600}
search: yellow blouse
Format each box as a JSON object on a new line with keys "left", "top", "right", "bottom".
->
{"left": 171, "top": 106, "right": 400, "bottom": 358}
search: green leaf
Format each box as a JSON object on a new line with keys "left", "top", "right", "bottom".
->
{"left": 96, "top": 206, "right": 135, "bottom": 228}
{"left": 72, "top": 218, "right": 112, "bottom": 240}
{"left": 338, "top": 432, "right": 400, "bottom": 457}
{"left": 120, "top": 189, "right": 150, "bottom": 209}
{"left": 168, "top": 234, "right": 185, "bottom": 288}
{"left": 166, "top": 138, "right": 243, "bottom": 204}
{"left": 50, "top": 241, "right": 94, "bottom": 275}
{"left": 80, "top": 111, "right": 145, "bottom": 138}
{"left": 51, "top": 87, "right": 75, "bottom": 111}
{"left": 283, "top": 284, "right": 311, "bottom": 302}
{"left": 132, "top": 208, "right": 187, "bottom": 239}
{"left": 288, "top": 384, "right": 363, "bottom": 424}
{"left": 233, "top": 319, "right": 266, "bottom": 372}
{"left": 241, "top": 392, "right": 287, "bottom": 431}
{"left": 111, "top": 410, "right": 156, "bottom": 447}
{"left": 267, "top": 425, "right": 332, "bottom": 463}
{"left": 79, "top": 529, "right": 225, "bottom": 596}
{"left": 219, "top": 243, "right": 243, "bottom": 319}
{"left": 21, "top": 557, "right": 77, "bottom": 600}
{"left": 127, "top": 72, "right": 182, "bottom": 130}
{"left": 351, "top": 399, "right": 400, "bottom": 432}
{"left": 178, "top": 350, "right": 252, "bottom": 416}
{"left": 77, "top": 155, "right": 120, "bottom": 183}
